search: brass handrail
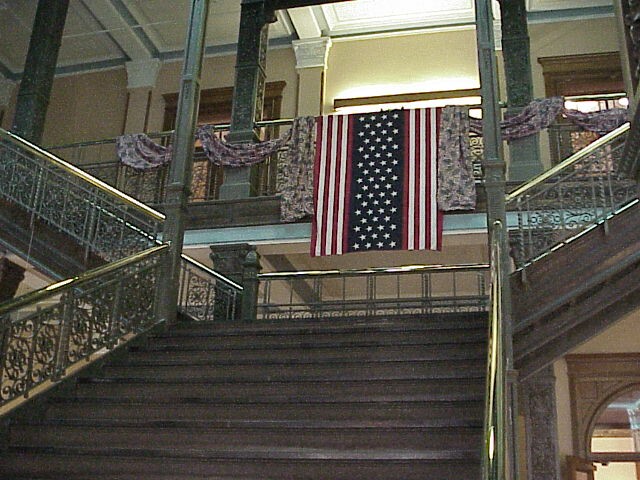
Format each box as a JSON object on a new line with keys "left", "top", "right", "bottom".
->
{"left": 258, "top": 263, "right": 490, "bottom": 279}
{"left": 0, "top": 128, "right": 165, "bottom": 222}
{"left": 0, "top": 244, "right": 169, "bottom": 317}
{"left": 506, "top": 122, "right": 630, "bottom": 202}
{"left": 180, "top": 253, "right": 243, "bottom": 291}
{"left": 482, "top": 220, "right": 506, "bottom": 480}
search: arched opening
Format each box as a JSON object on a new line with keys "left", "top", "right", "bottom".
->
{"left": 589, "top": 384, "right": 640, "bottom": 480}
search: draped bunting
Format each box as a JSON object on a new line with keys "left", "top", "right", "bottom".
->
{"left": 437, "top": 106, "right": 476, "bottom": 211}
{"left": 116, "top": 133, "right": 173, "bottom": 170}
{"left": 115, "top": 98, "right": 629, "bottom": 222}
{"left": 195, "top": 124, "right": 292, "bottom": 167}
{"left": 468, "top": 97, "right": 629, "bottom": 140}
{"left": 277, "top": 116, "right": 316, "bottom": 222}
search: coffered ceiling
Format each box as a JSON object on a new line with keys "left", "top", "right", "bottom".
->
{"left": 0, "top": 0, "right": 614, "bottom": 80}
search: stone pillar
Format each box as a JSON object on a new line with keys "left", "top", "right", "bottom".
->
{"left": 0, "top": 76, "right": 15, "bottom": 128}
{"left": 293, "top": 37, "right": 331, "bottom": 116}
{"left": 12, "top": 0, "right": 70, "bottom": 144}
{"left": 520, "top": 365, "right": 562, "bottom": 480}
{"left": 209, "top": 243, "right": 261, "bottom": 321}
{"left": 498, "top": 0, "right": 543, "bottom": 182}
{"left": 219, "top": 0, "right": 275, "bottom": 200}
{"left": 123, "top": 59, "right": 161, "bottom": 134}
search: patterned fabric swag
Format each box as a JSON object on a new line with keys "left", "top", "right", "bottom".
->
{"left": 115, "top": 133, "right": 173, "bottom": 170}
{"left": 115, "top": 97, "right": 629, "bottom": 222}
{"left": 468, "top": 97, "right": 629, "bottom": 139}
{"left": 195, "top": 124, "right": 292, "bottom": 167}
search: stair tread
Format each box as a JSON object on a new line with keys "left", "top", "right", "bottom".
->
{"left": 9, "top": 445, "right": 480, "bottom": 460}
{"left": 49, "top": 396, "right": 483, "bottom": 406}
{"left": 17, "top": 417, "right": 484, "bottom": 430}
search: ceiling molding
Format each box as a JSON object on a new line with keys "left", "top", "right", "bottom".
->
{"left": 527, "top": 5, "right": 614, "bottom": 23}
{"left": 109, "top": 0, "right": 160, "bottom": 58}
{"left": 275, "top": 9, "right": 296, "bottom": 38}
{"left": 288, "top": 6, "right": 323, "bottom": 39}
{"left": 119, "top": 0, "right": 165, "bottom": 55}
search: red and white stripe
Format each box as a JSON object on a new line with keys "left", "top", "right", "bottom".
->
{"left": 311, "top": 114, "right": 352, "bottom": 257}
{"left": 403, "top": 108, "right": 442, "bottom": 251}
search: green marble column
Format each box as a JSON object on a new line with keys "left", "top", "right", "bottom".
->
{"left": 499, "top": 0, "right": 543, "bottom": 182}
{"left": 12, "top": 0, "right": 70, "bottom": 144}
{"left": 219, "top": 0, "right": 275, "bottom": 199}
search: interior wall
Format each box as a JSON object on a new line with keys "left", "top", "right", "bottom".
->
{"left": 43, "top": 68, "right": 128, "bottom": 146}
{"left": 554, "top": 308, "right": 640, "bottom": 465}
{"left": 528, "top": 17, "right": 620, "bottom": 98}
{"left": 323, "top": 29, "right": 481, "bottom": 113}
{"left": 147, "top": 47, "right": 297, "bottom": 132}
{"left": 39, "top": 47, "right": 297, "bottom": 147}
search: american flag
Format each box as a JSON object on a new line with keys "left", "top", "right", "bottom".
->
{"left": 311, "top": 108, "right": 443, "bottom": 257}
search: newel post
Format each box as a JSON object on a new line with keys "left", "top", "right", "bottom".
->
{"left": 241, "top": 249, "right": 261, "bottom": 322}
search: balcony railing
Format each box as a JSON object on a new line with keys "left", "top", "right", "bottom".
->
{"left": 0, "top": 245, "right": 168, "bottom": 408}
{"left": 257, "top": 263, "right": 489, "bottom": 320}
{"left": 48, "top": 120, "right": 486, "bottom": 209}
{"left": 0, "top": 128, "right": 164, "bottom": 263}
{"left": 506, "top": 123, "right": 637, "bottom": 268}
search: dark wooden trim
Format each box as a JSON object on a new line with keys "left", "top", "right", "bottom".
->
{"left": 566, "top": 353, "right": 640, "bottom": 457}
{"left": 538, "top": 52, "right": 624, "bottom": 97}
{"left": 512, "top": 201, "right": 640, "bottom": 379}
{"left": 162, "top": 81, "right": 286, "bottom": 130}
{"left": 333, "top": 88, "right": 481, "bottom": 110}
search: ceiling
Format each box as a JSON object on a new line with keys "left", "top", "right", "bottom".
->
{"left": 0, "top": 0, "right": 614, "bottom": 81}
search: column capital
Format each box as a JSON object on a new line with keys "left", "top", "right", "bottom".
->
{"left": 0, "top": 76, "right": 15, "bottom": 107}
{"left": 293, "top": 37, "right": 332, "bottom": 70}
{"left": 125, "top": 58, "right": 162, "bottom": 90}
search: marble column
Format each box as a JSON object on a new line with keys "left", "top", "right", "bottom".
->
{"left": 520, "top": 365, "right": 562, "bottom": 480}
{"left": 0, "top": 76, "right": 15, "bottom": 128}
{"left": 123, "top": 59, "right": 161, "bottom": 134}
{"left": 293, "top": 37, "right": 331, "bottom": 116}
{"left": 12, "top": 0, "right": 70, "bottom": 144}
{"left": 498, "top": 0, "right": 543, "bottom": 182}
{"left": 219, "top": 0, "right": 275, "bottom": 199}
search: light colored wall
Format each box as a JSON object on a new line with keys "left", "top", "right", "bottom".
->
{"left": 39, "top": 47, "right": 297, "bottom": 146}
{"left": 147, "top": 47, "right": 298, "bottom": 133}
{"left": 554, "top": 308, "right": 640, "bottom": 464}
{"left": 35, "top": 16, "right": 621, "bottom": 146}
{"left": 324, "top": 29, "right": 481, "bottom": 113}
{"left": 529, "top": 17, "right": 620, "bottom": 98}
{"left": 43, "top": 68, "right": 128, "bottom": 146}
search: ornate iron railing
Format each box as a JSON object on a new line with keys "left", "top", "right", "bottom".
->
{"left": 48, "top": 120, "right": 287, "bottom": 204}
{"left": 482, "top": 220, "right": 507, "bottom": 480}
{"left": 178, "top": 254, "right": 243, "bottom": 322}
{"left": 0, "top": 128, "right": 164, "bottom": 263}
{"left": 0, "top": 245, "right": 168, "bottom": 408}
{"left": 506, "top": 123, "right": 637, "bottom": 268}
{"left": 257, "top": 263, "right": 489, "bottom": 320}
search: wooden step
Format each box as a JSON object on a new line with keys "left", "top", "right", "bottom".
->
{"left": 126, "top": 341, "right": 486, "bottom": 363}
{"left": 0, "top": 447, "right": 481, "bottom": 480}
{"left": 44, "top": 398, "right": 484, "bottom": 423}
{"left": 148, "top": 328, "right": 487, "bottom": 349}
{"left": 11, "top": 420, "right": 482, "bottom": 451}
{"left": 73, "top": 377, "right": 486, "bottom": 401}
{"left": 99, "top": 358, "right": 486, "bottom": 381}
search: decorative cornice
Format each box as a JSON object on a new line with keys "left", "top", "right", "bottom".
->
{"left": 0, "top": 76, "right": 15, "bottom": 106}
{"left": 292, "top": 37, "right": 332, "bottom": 70}
{"left": 125, "top": 58, "right": 161, "bottom": 90}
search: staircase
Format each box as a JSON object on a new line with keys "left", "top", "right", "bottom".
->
{"left": 0, "top": 313, "right": 486, "bottom": 479}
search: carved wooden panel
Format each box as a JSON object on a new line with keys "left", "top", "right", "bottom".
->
{"left": 566, "top": 353, "right": 640, "bottom": 456}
